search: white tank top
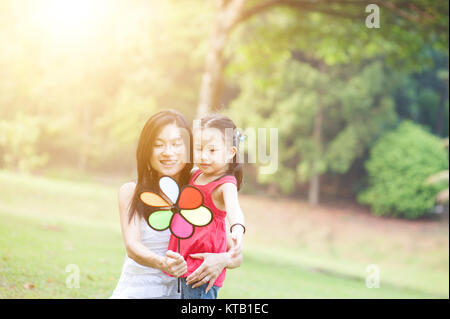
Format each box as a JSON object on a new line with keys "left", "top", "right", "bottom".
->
{"left": 110, "top": 218, "right": 180, "bottom": 299}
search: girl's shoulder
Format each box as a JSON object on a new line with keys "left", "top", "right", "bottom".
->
{"left": 209, "top": 175, "right": 238, "bottom": 197}
{"left": 215, "top": 177, "right": 238, "bottom": 194}
{"left": 216, "top": 174, "right": 237, "bottom": 186}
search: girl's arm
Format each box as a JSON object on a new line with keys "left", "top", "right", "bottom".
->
{"left": 222, "top": 183, "right": 245, "bottom": 249}
{"left": 118, "top": 182, "right": 187, "bottom": 277}
{"left": 225, "top": 230, "right": 243, "bottom": 269}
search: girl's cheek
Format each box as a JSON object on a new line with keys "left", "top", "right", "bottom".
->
{"left": 218, "top": 152, "right": 229, "bottom": 164}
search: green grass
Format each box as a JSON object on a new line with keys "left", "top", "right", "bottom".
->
{"left": 0, "top": 170, "right": 447, "bottom": 298}
{"left": 0, "top": 212, "right": 124, "bottom": 298}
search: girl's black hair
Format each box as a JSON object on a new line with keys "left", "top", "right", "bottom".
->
{"left": 200, "top": 114, "right": 243, "bottom": 191}
{"left": 128, "top": 109, "right": 193, "bottom": 222}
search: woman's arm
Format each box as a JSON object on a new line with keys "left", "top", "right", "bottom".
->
{"left": 118, "top": 182, "right": 186, "bottom": 277}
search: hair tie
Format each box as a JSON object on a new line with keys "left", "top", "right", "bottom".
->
{"left": 234, "top": 130, "right": 246, "bottom": 145}
{"left": 230, "top": 223, "right": 246, "bottom": 234}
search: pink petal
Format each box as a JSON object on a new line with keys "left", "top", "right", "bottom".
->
{"left": 170, "top": 213, "right": 194, "bottom": 239}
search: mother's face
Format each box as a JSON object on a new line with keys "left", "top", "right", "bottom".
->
{"left": 150, "top": 123, "right": 189, "bottom": 180}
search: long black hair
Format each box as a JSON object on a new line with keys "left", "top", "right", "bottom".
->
{"left": 128, "top": 109, "right": 193, "bottom": 222}
{"left": 200, "top": 114, "right": 243, "bottom": 190}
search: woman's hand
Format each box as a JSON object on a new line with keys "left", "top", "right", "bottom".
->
{"left": 161, "top": 250, "right": 187, "bottom": 278}
{"left": 185, "top": 252, "right": 230, "bottom": 293}
{"left": 186, "top": 238, "right": 244, "bottom": 293}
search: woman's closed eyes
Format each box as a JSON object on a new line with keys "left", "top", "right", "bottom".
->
{"left": 155, "top": 139, "right": 183, "bottom": 149}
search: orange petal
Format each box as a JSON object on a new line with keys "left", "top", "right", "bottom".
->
{"left": 178, "top": 186, "right": 203, "bottom": 209}
{"left": 140, "top": 192, "right": 170, "bottom": 207}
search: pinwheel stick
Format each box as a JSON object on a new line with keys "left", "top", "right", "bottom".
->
{"left": 178, "top": 238, "right": 181, "bottom": 293}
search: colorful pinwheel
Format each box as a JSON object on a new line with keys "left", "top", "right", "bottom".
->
{"left": 140, "top": 176, "right": 213, "bottom": 293}
{"left": 140, "top": 176, "right": 213, "bottom": 240}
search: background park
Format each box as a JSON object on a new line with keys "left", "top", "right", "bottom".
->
{"left": 0, "top": 0, "right": 448, "bottom": 298}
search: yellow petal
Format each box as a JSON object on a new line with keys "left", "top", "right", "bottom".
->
{"left": 180, "top": 206, "right": 213, "bottom": 227}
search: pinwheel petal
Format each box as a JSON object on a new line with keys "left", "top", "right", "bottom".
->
{"left": 170, "top": 213, "right": 194, "bottom": 239}
{"left": 148, "top": 210, "right": 172, "bottom": 230}
{"left": 140, "top": 192, "right": 170, "bottom": 207}
{"left": 159, "top": 176, "right": 179, "bottom": 205}
{"left": 178, "top": 186, "right": 203, "bottom": 209}
{"left": 180, "top": 207, "right": 213, "bottom": 227}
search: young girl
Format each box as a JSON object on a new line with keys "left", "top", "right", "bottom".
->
{"left": 167, "top": 114, "right": 246, "bottom": 299}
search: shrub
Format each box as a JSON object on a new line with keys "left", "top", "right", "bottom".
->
{"left": 0, "top": 113, "right": 48, "bottom": 173}
{"left": 358, "top": 121, "right": 449, "bottom": 219}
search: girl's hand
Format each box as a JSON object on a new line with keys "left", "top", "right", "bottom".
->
{"left": 186, "top": 252, "right": 229, "bottom": 293}
{"left": 229, "top": 236, "right": 242, "bottom": 260}
{"left": 162, "top": 250, "right": 187, "bottom": 278}
{"left": 230, "top": 227, "right": 244, "bottom": 253}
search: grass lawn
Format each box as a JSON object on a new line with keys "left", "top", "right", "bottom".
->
{"left": 0, "top": 170, "right": 448, "bottom": 298}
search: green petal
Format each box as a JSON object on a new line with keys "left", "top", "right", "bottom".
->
{"left": 148, "top": 210, "right": 172, "bottom": 230}
{"left": 180, "top": 206, "right": 212, "bottom": 227}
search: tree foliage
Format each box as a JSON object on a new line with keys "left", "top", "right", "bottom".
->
{"left": 358, "top": 121, "right": 449, "bottom": 218}
{"left": 228, "top": 57, "right": 399, "bottom": 194}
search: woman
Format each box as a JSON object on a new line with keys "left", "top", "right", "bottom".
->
{"left": 111, "top": 109, "right": 241, "bottom": 299}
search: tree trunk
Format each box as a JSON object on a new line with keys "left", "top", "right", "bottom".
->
{"left": 78, "top": 104, "right": 90, "bottom": 171}
{"left": 196, "top": 21, "right": 228, "bottom": 118}
{"left": 196, "top": 0, "right": 247, "bottom": 118}
{"left": 435, "top": 76, "right": 448, "bottom": 137}
{"left": 308, "top": 105, "right": 323, "bottom": 205}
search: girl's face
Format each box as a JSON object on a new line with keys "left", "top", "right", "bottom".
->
{"left": 150, "top": 123, "right": 188, "bottom": 180}
{"left": 194, "top": 127, "right": 236, "bottom": 176}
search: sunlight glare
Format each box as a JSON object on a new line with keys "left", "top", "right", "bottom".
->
{"left": 33, "top": 0, "right": 108, "bottom": 40}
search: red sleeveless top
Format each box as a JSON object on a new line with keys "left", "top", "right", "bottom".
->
{"left": 167, "top": 169, "right": 237, "bottom": 287}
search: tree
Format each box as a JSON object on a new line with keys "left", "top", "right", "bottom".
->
{"left": 198, "top": 0, "right": 448, "bottom": 204}
{"left": 227, "top": 58, "right": 399, "bottom": 202}
{"left": 393, "top": 48, "right": 449, "bottom": 138}
{"left": 0, "top": 0, "right": 211, "bottom": 173}
{"left": 197, "top": 0, "right": 449, "bottom": 117}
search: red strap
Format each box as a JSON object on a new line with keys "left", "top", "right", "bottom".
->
{"left": 204, "top": 175, "right": 237, "bottom": 196}
{"left": 190, "top": 169, "right": 237, "bottom": 189}
{"left": 189, "top": 169, "right": 202, "bottom": 184}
